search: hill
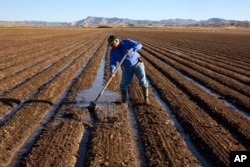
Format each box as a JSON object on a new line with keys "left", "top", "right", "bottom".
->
{"left": 0, "top": 16, "right": 249, "bottom": 27}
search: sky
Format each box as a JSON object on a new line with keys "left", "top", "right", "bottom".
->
{"left": 1, "top": 0, "right": 250, "bottom": 22}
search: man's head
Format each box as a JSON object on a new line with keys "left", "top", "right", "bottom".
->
{"left": 108, "top": 35, "right": 120, "bottom": 48}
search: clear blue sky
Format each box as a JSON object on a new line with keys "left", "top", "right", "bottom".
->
{"left": 1, "top": 0, "right": 250, "bottom": 22}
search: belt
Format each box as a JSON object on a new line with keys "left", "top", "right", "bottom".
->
{"left": 131, "top": 59, "right": 140, "bottom": 68}
{"left": 122, "top": 59, "right": 141, "bottom": 68}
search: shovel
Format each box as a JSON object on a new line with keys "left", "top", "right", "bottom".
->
{"left": 88, "top": 54, "right": 128, "bottom": 112}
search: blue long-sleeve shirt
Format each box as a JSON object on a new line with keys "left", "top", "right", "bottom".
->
{"left": 109, "top": 39, "right": 142, "bottom": 73}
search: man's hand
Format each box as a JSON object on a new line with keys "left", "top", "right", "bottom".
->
{"left": 125, "top": 50, "right": 130, "bottom": 55}
{"left": 110, "top": 73, "right": 115, "bottom": 78}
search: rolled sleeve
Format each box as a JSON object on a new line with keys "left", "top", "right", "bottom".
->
{"left": 133, "top": 42, "right": 142, "bottom": 51}
{"left": 128, "top": 39, "right": 142, "bottom": 51}
{"left": 110, "top": 52, "right": 116, "bottom": 73}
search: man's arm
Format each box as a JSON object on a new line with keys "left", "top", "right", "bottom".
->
{"left": 129, "top": 39, "right": 142, "bottom": 51}
{"left": 109, "top": 51, "right": 116, "bottom": 74}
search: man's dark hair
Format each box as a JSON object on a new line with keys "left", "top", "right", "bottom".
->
{"left": 108, "top": 35, "right": 116, "bottom": 45}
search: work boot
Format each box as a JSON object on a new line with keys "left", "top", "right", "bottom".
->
{"left": 142, "top": 87, "right": 149, "bottom": 104}
{"left": 120, "top": 88, "right": 127, "bottom": 103}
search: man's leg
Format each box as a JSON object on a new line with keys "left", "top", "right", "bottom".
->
{"left": 134, "top": 62, "right": 149, "bottom": 104}
{"left": 120, "top": 88, "right": 127, "bottom": 103}
{"left": 120, "top": 67, "right": 134, "bottom": 103}
{"left": 142, "top": 87, "right": 149, "bottom": 104}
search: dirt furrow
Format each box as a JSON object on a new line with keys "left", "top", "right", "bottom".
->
{"left": 145, "top": 39, "right": 250, "bottom": 73}
{"left": 128, "top": 77, "right": 200, "bottom": 167}
{"left": 142, "top": 45, "right": 250, "bottom": 99}
{"left": 0, "top": 38, "right": 84, "bottom": 80}
{"left": 141, "top": 49, "right": 250, "bottom": 148}
{"left": 0, "top": 43, "right": 86, "bottom": 95}
{"left": 23, "top": 113, "right": 86, "bottom": 167}
{"left": 143, "top": 41, "right": 250, "bottom": 84}
{"left": 142, "top": 56, "right": 246, "bottom": 166}
{"left": 0, "top": 36, "right": 106, "bottom": 167}
{"left": 23, "top": 36, "right": 108, "bottom": 166}
{"left": 0, "top": 29, "right": 89, "bottom": 62}
{"left": 0, "top": 32, "right": 103, "bottom": 118}
{"left": 1, "top": 28, "right": 250, "bottom": 167}
{"left": 124, "top": 31, "right": 250, "bottom": 71}
{"left": 140, "top": 47, "right": 250, "bottom": 113}
{"left": 0, "top": 45, "right": 89, "bottom": 119}
{"left": 84, "top": 105, "right": 139, "bottom": 167}
{"left": 0, "top": 30, "right": 100, "bottom": 71}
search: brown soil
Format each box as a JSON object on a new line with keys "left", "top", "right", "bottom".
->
{"left": 0, "top": 27, "right": 249, "bottom": 167}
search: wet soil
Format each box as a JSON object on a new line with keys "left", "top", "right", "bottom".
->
{"left": 0, "top": 27, "right": 249, "bottom": 167}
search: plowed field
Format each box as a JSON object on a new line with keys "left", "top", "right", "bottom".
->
{"left": 0, "top": 28, "right": 249, "bottom": 167}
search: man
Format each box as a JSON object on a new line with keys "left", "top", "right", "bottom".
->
{"left": 108, "top": 35, "right": 149, "bottom": 104}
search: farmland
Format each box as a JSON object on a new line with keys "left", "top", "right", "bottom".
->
{"left": 0, "top": 27, "right": 250, "bottom": 167}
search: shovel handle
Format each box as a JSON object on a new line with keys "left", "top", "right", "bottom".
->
{"left": 93, "top": 54, "right": 128, "bottom": 102}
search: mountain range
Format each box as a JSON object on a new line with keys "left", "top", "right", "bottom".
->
{"left": 1, "top": 16, "right": 249, "bottom": 26}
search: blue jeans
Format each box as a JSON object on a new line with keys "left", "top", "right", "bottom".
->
{"left": 120, "top": 62, "right": 148, "bottom": 89}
